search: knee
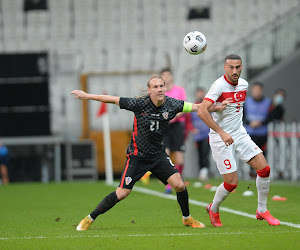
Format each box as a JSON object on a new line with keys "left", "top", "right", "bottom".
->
{"left": 224, "top": 182, "right": 238, "bottom": 192}
{"left": 172, "top": 181, "right": 185, "bottom": 192}
{"left": 116, "top": 188, "right": 131, "bottom": 200}
{"left": 256, "top": 165, "right": 270, "bottom": 178}
{"left": 225, "top": 174, "right": 238, "bottom": 185}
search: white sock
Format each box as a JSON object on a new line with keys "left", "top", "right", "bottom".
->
{"left": 256, "top": 175, "right": 269, "bottom": 213}
{"left": 183, "top": 215, "right": 191, "bottom": 220}
{"left": 88, "top": 214, "right": 95, "bottom": 222}
{"left": 211, "top": 183, "right": 230, "bottom": 213}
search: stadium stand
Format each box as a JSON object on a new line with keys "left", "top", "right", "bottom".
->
{"left": 0, "top": 0, "right": 299, "bottom": 180}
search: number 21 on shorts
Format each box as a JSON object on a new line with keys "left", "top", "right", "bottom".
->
{"left": 224, "top": 159, "right": 232, "bottom": 169}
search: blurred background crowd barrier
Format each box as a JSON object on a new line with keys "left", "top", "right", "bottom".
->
{"left": 0, "top": 0, "right": 299, "bottom": 183}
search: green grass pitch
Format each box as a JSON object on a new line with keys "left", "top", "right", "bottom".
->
{"left": 1, "top": 178, "right": 299, "bottom": 249}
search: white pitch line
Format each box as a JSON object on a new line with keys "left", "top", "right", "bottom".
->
{"left": 1, "top": 231, "right": 300, "bottom": 241}
{"left": 131, "top": 184, "right": 300, "bottom": 229}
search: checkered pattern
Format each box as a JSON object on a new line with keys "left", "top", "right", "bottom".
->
{"left": 119, "top": 95, "right": 184, "bottom": 158}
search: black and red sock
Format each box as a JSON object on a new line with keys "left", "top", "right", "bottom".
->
{"left": 90, "top": 191, "right": 120, "bottom": 220}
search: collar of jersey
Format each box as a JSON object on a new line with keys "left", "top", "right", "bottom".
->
{"left": 223, "top": 74, "right": 238, "bottom": 86}
{"left": 150, "top": 96, "right": 166, "bottom": 108}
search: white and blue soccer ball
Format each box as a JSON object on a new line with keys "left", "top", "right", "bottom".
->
{"left": 183, "top": 31, "right": 207, "bottom": 55}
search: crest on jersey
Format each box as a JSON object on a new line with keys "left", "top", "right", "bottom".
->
{"left": 162, "top": 112, "right": 169, "bottom": 120}
{"left": 234, "top": 92, "right": 244, "bottom": 101}
{"left": 125, "top": 177, "right": 132, "bottom": 185}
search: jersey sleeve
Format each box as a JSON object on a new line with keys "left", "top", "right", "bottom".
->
{"left": 174, "top": 98, "right": 185, "bottom": 113}
{"left": 119, "top": 97, "right": 141, "bottom": 112}
{"left": 204, "top": 81, "right": 223, "bottom": 104}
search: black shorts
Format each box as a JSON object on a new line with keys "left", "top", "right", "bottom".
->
{"left": 162, "top": 122, "right": 185, "bottom": 152}
{"left": 119, "top": 151, "right": 178, "bottom": 189}
{"left": 0, "top": 155, "right": 9, "bottom": 165}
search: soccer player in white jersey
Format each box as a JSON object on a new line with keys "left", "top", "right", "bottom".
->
{"left": 198, "top": 54, "right": 280, "bottom": 227}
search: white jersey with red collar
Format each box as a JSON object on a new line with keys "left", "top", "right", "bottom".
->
{"left": 204, "top": 75, "right": 248, "bottom": 137}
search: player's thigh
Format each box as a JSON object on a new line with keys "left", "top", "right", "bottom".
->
{"left": 151, "top": 153, "right": 178, "bottom": 185}
{"left": 247, "top": 152, "right": 268, "bottom": 171}
{"left": 173, "top": 151, "right": 184, "bottom": 165}
{"left": 210, "top": 140, "right": 237, "bottom": 174}
{"left": 222, "top": 171, "right": 238, "bottom": 185}
{"left": 0, "top": 155, "right": 9, "bottom": 166}
{"left": 118, "top": 155, "right": 150, "bottom": 189}
{"left": 236, "top": 134, "right": 263, "bottom": 166}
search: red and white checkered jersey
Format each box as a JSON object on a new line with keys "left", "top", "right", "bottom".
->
{"left": 204, "top": 75, "right": 248, "bottom": 137}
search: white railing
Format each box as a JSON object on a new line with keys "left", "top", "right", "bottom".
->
{"left": 206, "top": 122, "right": 300, "bottom": 181}
{"left": 267, "top": 122, "right": 300, "bottom": 181}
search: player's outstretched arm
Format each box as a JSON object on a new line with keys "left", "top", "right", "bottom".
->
{"left": 71, "top": 90, "right": 120, "bottom": 105}
{"left": 190, "top": 98, "right": 232, "bottom": 112}
{"left": 198, "top": 99, "right": 234, "bottom": 146}
{"left": 210, "top": 98, "right": 233, "bottom": 112}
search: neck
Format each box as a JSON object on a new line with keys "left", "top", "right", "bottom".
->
{"left": 150, "top": 96, "right": 165, "bottom": 107}
{"left": 224, "top": 74, "right": 238, "bottom": 86}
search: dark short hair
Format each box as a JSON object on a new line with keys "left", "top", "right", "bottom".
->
{"left": 196, "top": 87, "right": 206, "bottom": 92}
{"left": 159, "top": 67, "right": 172, "bottom": 75}
{"left": 274, "top": 88, "right": 286, "bottom": 96}
{"left": 275, "top": 88, "right": 286, "bottom": 94}
{"left": 224, "top": 54, "right": 242, "bottom": 62}
{"left": 252, "top": 81, "right": 264, "bottom": 88}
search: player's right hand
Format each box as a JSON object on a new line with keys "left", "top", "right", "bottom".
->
{"left": 71, "top": 90, "right": 87, "bottom": 100}
{"left": 220, "top": 132, "right": 234, "bottom": 146}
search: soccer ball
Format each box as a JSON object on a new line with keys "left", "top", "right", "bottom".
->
{"left": 183, "top": 31, "right": 207, "bottom": 55}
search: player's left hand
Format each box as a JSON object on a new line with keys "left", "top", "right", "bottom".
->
{"left": 215, "top": 98, "right": 233, "bottom": 111}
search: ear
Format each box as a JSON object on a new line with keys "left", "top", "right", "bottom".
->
{"left": 147, "top": 87, "right": 151, "bottom": 94}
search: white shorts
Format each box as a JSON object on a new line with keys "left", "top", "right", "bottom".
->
{"left": 209, "top": 132, "right": 262, "bottom": 175}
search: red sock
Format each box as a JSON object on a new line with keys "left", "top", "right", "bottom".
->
{"left": 256, "top": 166, "right": 270, "bottom": 178}
{"left": 176, "top": 164, "right": 184, "bottom": 175}
{"left": 223, "top": 182, "right": 237, "bottom": 192}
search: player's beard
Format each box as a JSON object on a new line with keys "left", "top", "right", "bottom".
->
{"left": 230, "top": 74, "right": 239, "bottom": 83}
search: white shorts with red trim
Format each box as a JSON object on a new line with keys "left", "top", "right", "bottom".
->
{"left": 209, "top": 132, "right": 262, "bottom": 175}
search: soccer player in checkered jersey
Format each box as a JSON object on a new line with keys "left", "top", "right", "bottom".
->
{"left": 198, "top": 54, "right": 280, "bottom": 227}
{"left": 71, "top": 75, "right": 230, "bottom": 231}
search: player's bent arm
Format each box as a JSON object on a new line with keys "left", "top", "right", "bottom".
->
{"left": 186, "top": 102, "right": 222, "bottom": 113}
{"left": 183, "top": 102, "right": 202, "bottom": 113}
{"left": 210, "top": 98, "right": 233, "bottom": 112}
{"left": 188, "top": 98, "right": 232, "bottom": 113}
{"left": 198, "top": 100, "right": 234, "bottom": 146}
{"left": 197, "top": 100, "right": 223, "bottom": 134}
{"left": 71, "top": 90, "right": 120, "bottom": 105}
